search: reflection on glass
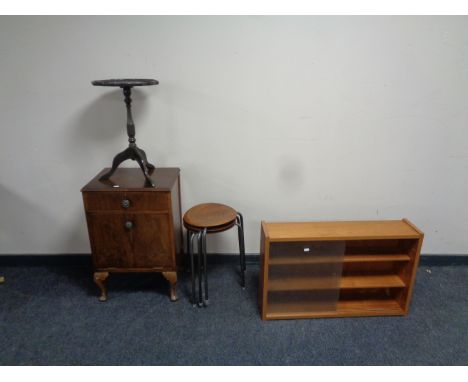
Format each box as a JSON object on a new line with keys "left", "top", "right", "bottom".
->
{"left": 268, "top": 241, "right": 345, "bottom": 314}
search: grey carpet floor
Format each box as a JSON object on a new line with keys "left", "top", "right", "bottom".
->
{"left": 0, "top": 262, "right": 467, "bottom": 365}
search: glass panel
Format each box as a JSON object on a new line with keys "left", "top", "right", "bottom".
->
{"left": 344, "top": 239, "right": 418, "bottom": 255}
{"left": 267, "top": 241, "right": 345, "bottom": 315}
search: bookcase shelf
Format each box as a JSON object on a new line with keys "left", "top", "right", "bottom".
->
{"left": 259, "top": 219, "right": 424, "bottom": 320}
{"left": 268, "top": 274, "right": 406, "bottom": 292}
{"left": 269, "top": 254, "right": 411, "bottom": 265}
{"left": 266, "top": 299, "right": 405, "bottom": 320}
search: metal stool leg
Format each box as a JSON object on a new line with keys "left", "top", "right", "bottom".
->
{"left": 188, "top": 230, "right": 197, "bottom": 307}
{"left": 186, "top": 229, "right": 190, "bottom": 273}
{"left": 202, "top": 228, "right": 209, "bottom": 306}
{"left": 236, "top": 212, "right": 246, "bottom": 289}
{"left": 197, "top": 231, "right": 203, "bottom": 307}
{"left": 239, "top": 213, "right": 246, "bottom": 277}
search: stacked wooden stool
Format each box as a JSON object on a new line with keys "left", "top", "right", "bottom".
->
{"left": 183, "top": 203, "right": 246, "bottom": 307}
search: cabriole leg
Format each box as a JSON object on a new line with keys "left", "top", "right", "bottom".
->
{"left": 162, "top": 271, "right": 178, "bottom": 302}
{"left": 99, "top": 147, "right": 131, "bottom": 181}
{"left": 93, "top": 272, "right": 109, "bottom": 302}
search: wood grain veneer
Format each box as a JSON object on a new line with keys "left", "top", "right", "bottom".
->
{"left": 259, "top": 219, "right": 424, "bottom": 320}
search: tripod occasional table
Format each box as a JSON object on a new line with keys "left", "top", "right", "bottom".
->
{"left": 91, "top": 79, "right": 159, "bottom": 187}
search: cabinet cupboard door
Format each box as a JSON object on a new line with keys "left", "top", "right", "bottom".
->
{"left": 130, "top": 213, "right": 173, "bottom": 268}
{"left": 86, "top": 212, "right": 173, "bottom": 269}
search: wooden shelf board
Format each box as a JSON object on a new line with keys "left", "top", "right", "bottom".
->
{"left": 263, "top": 220, "right": 421, "bottom": 241}
{"left": 341, "top": 275, "right": 405, "bottom": 289}
{"left": 269, "top": 254, "right": 410, "bottom": 265}
{"left": 268, "top": 274, "right": 405, "bottom": 291}
{"left": 266, "top": 299, "right": 405, "bottom": 319}
{"left": 345, "top": 254, "right": 410, "bottom": 262}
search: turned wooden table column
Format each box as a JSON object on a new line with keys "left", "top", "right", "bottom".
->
{"left": 81, "top": 167, "right": 183, "bottom": 302}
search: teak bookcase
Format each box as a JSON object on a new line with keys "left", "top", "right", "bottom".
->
{"left": 259, "top": 219, "right": 424, "bottom": 320}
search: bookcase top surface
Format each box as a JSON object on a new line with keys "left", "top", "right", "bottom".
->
{"left": 262, "top": 219, "right": 423, "bottom": 241}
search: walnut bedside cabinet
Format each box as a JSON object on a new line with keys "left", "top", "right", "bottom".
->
{"left": 81, "top": 167, "right": 183, "bottom": 302}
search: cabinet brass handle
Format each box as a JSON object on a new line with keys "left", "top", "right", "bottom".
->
{"left": 121, "top": 199, "right": 130, "bottom": 209}
{"left": 124, "top": 221, "right": 133, "bottom": 230}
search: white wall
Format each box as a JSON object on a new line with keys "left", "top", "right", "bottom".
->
{"left": 0, "top": 16, "right": 467, "bottom": 255}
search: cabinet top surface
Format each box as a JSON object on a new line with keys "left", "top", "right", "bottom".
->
{"left": 262, "top": 219, "right": 423, "bottom": 241}
{"left": 81, "top": 167, "right": 180, "bottom": 192}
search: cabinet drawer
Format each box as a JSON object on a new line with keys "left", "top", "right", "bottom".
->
{"left": 83, "top": 191, "right": 170, "bottom": 212}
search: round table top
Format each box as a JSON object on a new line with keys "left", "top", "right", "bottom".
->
{"left": 91, "top": 79, "right": 159, "bottom": 87}
{"left": 183, "top": 203, "right": 238, "bottom": 229}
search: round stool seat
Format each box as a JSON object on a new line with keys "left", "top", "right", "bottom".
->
{"left": 184, "top": 219, "right": 237, "bottom": 234}
{"left": 183, "top": 203, "right": 237, "bottom": 230}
